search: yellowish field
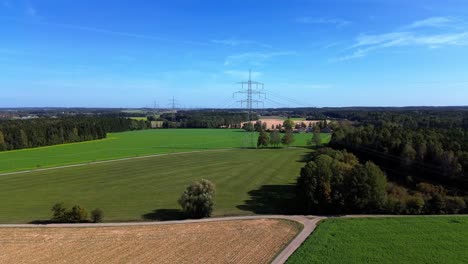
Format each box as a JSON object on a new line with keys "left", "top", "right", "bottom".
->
{"left": 0, "top": 219, "right": 301, "bottom": 264}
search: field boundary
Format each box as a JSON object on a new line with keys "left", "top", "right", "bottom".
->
{"left": 0, "top": 148, "right": 236, "bottom": 177}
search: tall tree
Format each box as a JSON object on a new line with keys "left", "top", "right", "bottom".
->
{"left": 269, "top": 130, "right": 281, "bottom": 147}
{"left": 281, "top": 130, "right": 295, "bottom": 147}
{"left": 257, "top": 130, "right": 269, "bottom": 148}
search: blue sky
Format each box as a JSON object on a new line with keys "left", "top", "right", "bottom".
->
{"left": 1, "top": 0, "right": 468, "bottom": 108}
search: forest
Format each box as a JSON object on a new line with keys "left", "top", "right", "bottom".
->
{"left": 0, "top": 116, "right": 148, "bottom": 151}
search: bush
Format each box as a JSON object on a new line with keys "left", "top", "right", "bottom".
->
{"left": 51, "top": 202, "right": 67, "bottom": 221}
{"left": 91, "top": 208, "right": 104, "bottom": 223}
{"left": 178, "top": 179, "right": 215, "bottom": 219}
{"left": 50, "top": 203, "right": 88, "bottom": 223}
{"left": 66, "top": 205, "right": 88, "bottom": 223}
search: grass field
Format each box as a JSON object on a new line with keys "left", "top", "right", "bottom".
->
{"left": 287, "top": 217, "right": 468, "bottom": 263}
{"left": 0, "top": 219, "right": 301, "bottom": 264}
{"left": 0, "top": 148, "right": 311, "bottom": 223}
{"left": 0, "top": 129, "right": 330, "bottom": 173}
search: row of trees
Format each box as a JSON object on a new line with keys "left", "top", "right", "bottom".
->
{"left": 160, "top": 111, "right": 252, "bottom": 128}
{"left": 257, "top": 129, "right": 295, "bottom": 148}
{"left": 0, "top": 117, "right": 148, "bottom": 151}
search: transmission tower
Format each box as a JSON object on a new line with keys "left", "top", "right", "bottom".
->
{"left": 168, "top": 96, "right": 178, "bottom": 123}
{"left": 233, "top": 70, "right": 266, "bottom": 148}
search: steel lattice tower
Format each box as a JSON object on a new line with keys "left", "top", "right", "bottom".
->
{"left": 233, "top": 70, "right": 265, "bottom": 147}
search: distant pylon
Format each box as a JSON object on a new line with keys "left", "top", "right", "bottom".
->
{"left": 233, "top": 70, "right": 266, "bottom": 147}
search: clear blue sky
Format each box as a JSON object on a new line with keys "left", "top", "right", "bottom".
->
{"left": 1, "top": 0, "right": 468, "bottom": 108}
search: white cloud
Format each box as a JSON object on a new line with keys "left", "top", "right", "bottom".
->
{"left": 334, "top": 16, "right": 468, "bottom": 61}
{"left": 224, "top": 51, "right": 296, "bottom": 66}
{"left": 211, "top": 39, "right": 271, "bottom": 48}
{"left": 296, "top": 17, "right": 350, "bottom": 27}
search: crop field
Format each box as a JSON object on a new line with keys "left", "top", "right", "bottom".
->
{"left": 287, "top": 216, "right": 468, "bottom": 263}
{"left": 0, "top": 219, "right": 301, "bottom": 264}
{"left": 0, "top": 148, "right": 311, "bottom": 223}
{"left": 0, "top": 129, "right": 330, "bottom": 173}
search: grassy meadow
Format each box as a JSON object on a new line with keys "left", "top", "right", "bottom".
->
{"left": 0, "top": 148, "right": 311, "bottom": 223}
{"left": 0, "top": 129, "right": 330, "bottom": 173}
{"left": 287, "top": 217, "right": 468, "bottom": 263}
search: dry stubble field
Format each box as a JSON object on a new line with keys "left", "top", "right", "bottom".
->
{"left": 0, "top": 219, "right": 301, "bottom": 264}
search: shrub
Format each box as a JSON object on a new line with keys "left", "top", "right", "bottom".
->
{"left": 66, "top": 205, "right": 88, "bottom": 223}
{"left": 51, "top": 202, "right": 67, "bottom": 221}
{"left": 178, "top": 179, "right": 215, "bottom": 219}
{"left": 50, "top": 203, "right": 88, "bottom": 223}
{"left": 91, "top": 208, "right": 104, "bottom": 223}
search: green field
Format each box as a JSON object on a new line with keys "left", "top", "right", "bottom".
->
{"left": 0, "top": 129, "right": 330, "bottom": 173}
{"left": 0, "top": 148, "right": 310, "bottom": 223}
{"left": 287, "top": 217, "right": 468, "bottom": 263}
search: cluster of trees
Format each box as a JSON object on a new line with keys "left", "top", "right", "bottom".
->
{"left": 51, "top": 203, "right": 103, "bottom": 223}
{"left": 178, "top": 179, "right": 216, "bottom": 219}
{"left": 330, "top": 112, "right": 468, "bottom": 187}
{"left": 296, "top": 148, "right": 468, "bottom": 214}
{"left": 297, "top": 148, "right": 387, "bottom": 214}
{"left": 160, "top": 111, "right": 253, "bottom": 128}
{"left": 0, "top": 117, "right": 148, "bottom": 151}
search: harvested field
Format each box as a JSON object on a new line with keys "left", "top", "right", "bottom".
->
{"left": 0, "top": 219, "right": 301, "bottom": 264}
{"left": 242, "top": 119, "right": 321, "bottom": 129}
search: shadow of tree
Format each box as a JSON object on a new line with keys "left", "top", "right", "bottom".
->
{"left": 236, "top": 184, "right": 299, "bottom": 215}
{"left": 142, "top": 209, "right": 187, "bottom": 221}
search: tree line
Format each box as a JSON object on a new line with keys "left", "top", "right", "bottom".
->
{"left": 159, "top": 111, "right": 255, "bottom": 128}
{"left": 0, "top": 116, "right": 149, "bottom": 151}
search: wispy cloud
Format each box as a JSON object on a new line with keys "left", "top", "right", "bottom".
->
{"left": 407, "top": 16, "right": 458, "bottom": 29}
{"left": 224, "top": 70, "right": 262, "bottom": 79}
{"left": 211, "top": 39, "right": 271, "bottom": 48}
{"left": 54, "top": 22, "right": 208, "bottom": 45}
{"left": 333, "top": 16, "right": 468, "bottom": 61}
{"left": 296, "top": 17, "right": 350, "bottom": 27}
{"left": 224, "top": 51, "right": 296, "bottom": 66}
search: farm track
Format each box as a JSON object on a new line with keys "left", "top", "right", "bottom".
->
{"left": 0, "top": 148, "right": 235, "bottom": 177}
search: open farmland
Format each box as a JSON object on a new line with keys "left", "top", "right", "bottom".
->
{"left": 0, "top": 219, "right": 301, "bottom": 264}
{"left": 0, "top": 148, "right": 311, "bottom": 223}
{"left": 287, "top": 216, "right": 468, "bottom": 264}
{"left": 0, "top": 129, "right": 330, "bottom": 173}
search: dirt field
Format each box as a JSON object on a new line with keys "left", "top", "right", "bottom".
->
{"left": 242, "top": 119, "right": 320, "bottom": 129}
{"left": 0, "top": 219, "right": 301, "bottom": 264}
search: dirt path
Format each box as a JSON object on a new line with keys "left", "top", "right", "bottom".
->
{"left": 0, "top": 148, "right": 235, "bottom": 177}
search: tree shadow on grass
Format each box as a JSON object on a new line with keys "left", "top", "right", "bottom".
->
{"left": 142, "top": 209, "right": 187, "bottom": 221}
{"left": 237, "top": 184, "right": 300, "bottom": 215}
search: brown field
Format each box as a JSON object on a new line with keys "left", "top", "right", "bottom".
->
{"left": 242, "top": 118, "right": 320, "bottom": 129}
{"left": 0, "top": 219, "right": 301, "bottom": 264}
